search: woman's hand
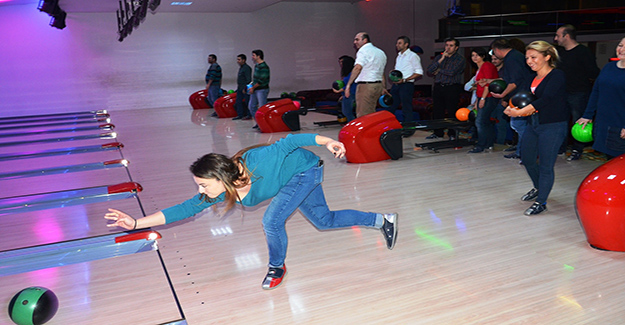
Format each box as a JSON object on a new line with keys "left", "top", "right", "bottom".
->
{"left": 104, "top": 208, "right": 136, "bottom": 230}
{"left": 621, "top": 128, "right": 625, "bottom": 139}
{"left": 325, "top": 140, "right": 346, "bottom": 159}
{"left": 478, "top": 98, "right": 485, "bottom": 109}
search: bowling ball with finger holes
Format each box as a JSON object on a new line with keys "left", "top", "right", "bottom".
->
{"left": 571, "top": 122, "right": 593, "bottom": 143}
{"left": 332, "top": 80, "right": 345, "bottom": 91}
{"left": 510, "top": 91, "right": 536, "bottom": 109}
{"left": 488, "top": 79, "right": 507, "bottom": 94}
{"left": 388, "top": 70, "right": 403, "bottom": 83}
{"left": 378, "top": 94, "right": 393, "bottom": 108}
{"left": 8, "top": 287, "right": 59, "bottom": 325}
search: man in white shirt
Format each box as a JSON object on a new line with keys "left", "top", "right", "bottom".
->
{"left": 387, "top": 36, "right": 423, "bottom": 123}
{"left": 345, "top": 32, "right": 387, "bottom": 117}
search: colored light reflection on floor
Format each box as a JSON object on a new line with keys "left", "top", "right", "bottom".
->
{"left": 563, "top": 264, "right": 575, "bottom": 272}
{"left": 558, "top": 295, "right": 583, "bottom": 310}
{"left": 414, "top": 228, "right": 453, "bottom": 251}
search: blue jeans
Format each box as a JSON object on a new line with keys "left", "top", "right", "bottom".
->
{"left": 475, "top": 97, "right": 497, "bottom": 149}
{"left": 341, "top": 95, "right": 356, "bottom": 122}
{"left": 235, "top": 87, "right": 250, "bottom": 117}
{"left": 388, "top": 82, "right": 417, "bottom": 122}
{"left": 510, "top": 117, "right": 528, "bottom": 157}
{"left": 262, "top": 164, "right": 378, "bottom": 267}
{"left": 493, "top": 103, "right": 510, "bottom": 144}
{"left": 561, "top": 91, "right": 591, "bottom": 152}
{"left": 248, "top": 88, "right": 269, "bottom": 119}
{"left": 207, "top": 84, "right": 221, "bottom": 107}
{"left": 520, "top": 118, "right": 567, "bottom": 204}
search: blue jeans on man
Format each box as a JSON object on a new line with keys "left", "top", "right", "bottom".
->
{"left": 341, "top": 95, "right": 356, "bottom": 122}
{"left": 475, "top": 97, "right": 497, "bottom": 149}
{"left": 560, "top": 91, "right": 591, "bottom": 153}
{"left": 235, "top": 87, "right": 251, "bottom": 118}
{"left": 388, "top": 82, "right": 418, "bottom": 123}
{"left": 262, "top": 163, "right": 379, "bottom": 268}
{"left": 248, "top": 88, "right": 269, "bottom": 119}
{"left": 207, "top": 84, "right": 221, "bottom": 107}
{"left": 520, "top": 119, "right": 568, "bottom": 204}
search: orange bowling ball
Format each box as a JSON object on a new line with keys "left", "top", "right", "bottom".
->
{"left": 455, "top": 108, "right": 471, "bottom": 121}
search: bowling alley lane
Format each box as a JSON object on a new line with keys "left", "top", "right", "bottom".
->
{"left": 0, "top": 199, "right": 144, "bottom": 252}
{"left": 0, "top": 250, "right": 184, "bottom": 324}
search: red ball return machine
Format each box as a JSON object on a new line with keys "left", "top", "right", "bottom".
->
{"left": 256, "top": 99, "right": 305, "bottom": 133}
{"left": 189, "top": 89, "right": 211, "bottom": 109}
{"left": 213, "top": 93, "right": 238, "bottom": 118}
{"left": 338, "top": 110, "right": 404, "bottom": 163}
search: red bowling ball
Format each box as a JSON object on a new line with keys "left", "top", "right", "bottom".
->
{"left": 575, "top": 154, "right": 625, "bottom": 251}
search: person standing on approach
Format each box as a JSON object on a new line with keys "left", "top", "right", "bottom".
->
{"left": 387, "top": 36, "right": 423, "bottom": 123}
{"left": 248, "top": 49, "right": 270, "bottom": 129}
{"left": 233, "top": 54, "right": 252, "bottom": 120}
{"left": 205, "top": 54, "right": 222, "bottom": 108}
{"left": 426, "top": 37, "right": 466, "bottom": 139}
{"left": 344, "top": 32, "right": 387, "bottom": 118}
{"left": 554, "top": 24, "right": 601, "bottom": 161}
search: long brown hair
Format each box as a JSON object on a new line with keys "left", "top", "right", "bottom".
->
{"left": 189, "top": 144, "right": 268, "bottom": 213}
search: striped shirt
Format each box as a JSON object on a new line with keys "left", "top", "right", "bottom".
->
{"left": 427, "top": 51, "right": 466, "bottom": 85}
{"left": 253, "top": 62, "right": 270, "bottom": 89}
{"left": 205, "top": 63, "right": 222, "bottom": 86}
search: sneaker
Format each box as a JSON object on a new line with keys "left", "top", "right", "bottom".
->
{"left": 425, "top": 134, "right": 440, "bottom": 139}
{"left": 262, "top": 265, "right": 287, "bottom": 290}
{"left": 504, "top": 145, "right": 517, "bottom": 152}
{"left": 242, "top": 116, "right": 252, "bottom": 120}
{"left": 504, "top": 153, "right": 520, "bottom": 159}
{"left": 252, "top": 124, "right": 259, "bottom": 129}
{"left": 524, "top": 202, "right": 547, "bottom": 216}
{"left": 232, "top": 116, "right": 243, "bottom": 120}
{"left": 567, "top": 150, "right": 582, "bottom": 161}
{"left": 468, "top": 147, "right": 484, "bottom": 153}
{"left": 380, "top": 213, "right": 398, "bottom": 250}
{"left": 211, "top": 112, "right": 218, "bottom": 117}
{"left": 521, "top": 188, "right": 539, "bottom": 201}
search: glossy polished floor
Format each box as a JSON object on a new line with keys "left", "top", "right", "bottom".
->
{"left": 1, "top": 106, "right": 625, "bottom": 324}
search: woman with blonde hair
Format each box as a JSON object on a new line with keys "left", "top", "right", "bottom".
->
{"left": 504, "top": 40, "right": 567, "bottom": 215}
{"left": 104, "top": 133, "right": 398, "bottom": 290}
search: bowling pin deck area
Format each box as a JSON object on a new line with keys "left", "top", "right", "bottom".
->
{"left": 2, "top": 106, "right": 625, "bottom": 323}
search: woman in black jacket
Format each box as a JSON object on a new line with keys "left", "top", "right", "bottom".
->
{"left": 504, "top": 40, "right": 567, "bottom": 216}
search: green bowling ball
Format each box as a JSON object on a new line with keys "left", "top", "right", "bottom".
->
{"left": 571, "top": 122, "right": 593, "bottom": 143}
{"left": 8, "top": 287, "right": 59, "bottom": 325}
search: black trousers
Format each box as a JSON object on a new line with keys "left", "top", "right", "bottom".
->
{"left": 432, "top": 83, "right": 463, "bottom": 137}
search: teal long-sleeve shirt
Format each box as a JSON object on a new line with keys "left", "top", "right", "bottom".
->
{"left": 161, "top": 133, "right": 321, "bottom": 224}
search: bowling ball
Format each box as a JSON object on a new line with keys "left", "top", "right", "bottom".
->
{"left": 280, "top": 92, "right": 288, "bottom": 98}
{"left": 510, "top": 91, "right": 536, "bottom": 109}
{"left": 378, "top": 94, "right": 393, "bottom": 108}
{"left": 388, "top": 70, "right": 403, "bottom": 83}
{"left": 488, "top": 79, "right": 507, "bottom": 94}
{"left": 289, "top": 92, "right": 297, "bottom": 98}
{"left": 8, "top": 287, "right": 59, "bottom": 325}
{"left": 227, "top": 89, "right": 235, "bottom": 94}
{"left": 468, "top": 108, "right": 478, "bottom": 123}
{"left": 292, "top": 100, "right": 301, "bottom": 110}
{"left": 332, "top": 80, "right": 345, "bottom": 91}
{"left": 455, "top": 107, "right": 471, "bottom": 121}
{"left": 572, "top": 122, "right": 593, "bottom": 143}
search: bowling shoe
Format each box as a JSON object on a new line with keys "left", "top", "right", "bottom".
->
{"left": 524, "top": 202, "right": 547, "bottom": 216}
{"left": 381, "top": 213, "right": 398, "bottom": 250}
{"left": 521, "top": 188, "right": 539, "bottom": 201}
{"left": 262, "top": 265, "right": 287, "bottom": 290}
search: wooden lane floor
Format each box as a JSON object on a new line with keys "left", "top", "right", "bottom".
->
{"left": 4, "top": 105, "right": 625, "bottom": 323}
{"left": 0, "top": 250, "right": 184, "bottom": 324}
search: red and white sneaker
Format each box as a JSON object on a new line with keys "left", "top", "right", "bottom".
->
{"left": 262, "top": 265, "right": 287, "bottom": 290}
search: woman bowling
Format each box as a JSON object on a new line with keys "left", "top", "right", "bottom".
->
{"left": 504, "top": 40, "right": 567, "bottom": 215}
{"left": 104, "top": 133, "right": 398, "bottom": 290}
